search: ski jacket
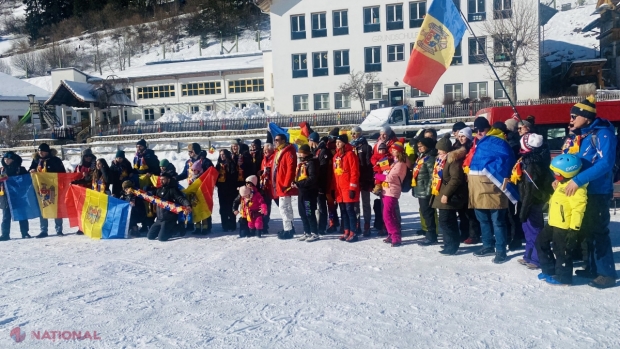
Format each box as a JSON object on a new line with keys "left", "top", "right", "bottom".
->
{"left": 333, "top": 144, "right": 360, "bottom": 203}
{"left": 272, "top": 143, "right": 298, "bottom": 197}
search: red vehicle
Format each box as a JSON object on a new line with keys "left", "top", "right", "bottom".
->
{"left": 476, "top": 100, "right": 620, "bottom": 152}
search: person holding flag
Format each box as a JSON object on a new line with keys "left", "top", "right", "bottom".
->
{"left": 147, "top": 173, "right": 191, "bottom": 242}
{"left": 0, "top": 152, "right": 31, "bottom": 241}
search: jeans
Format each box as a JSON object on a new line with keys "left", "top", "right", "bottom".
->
{"left": 40, "top": 217, "right": 63, "bottom": 234}
{"left": 338, "top": 202, "right": 358, "bottom": 235}
{"left": 279, "top": 196, "right": 294, "bottom": 231}
{"left": 582, "top": 194, "right": 617, "bottom": 279}
{"left": 147, "top": 220, "right": 175, "bottom": 241}
{"left": 2, "top": 207, "right": 29, "bottom": 237}
{"left": 298, "top": 194, "right": 318, "bottom": 235}
{"left": 356, "top": 190, "right": 372, "bottom": 229}
{"left": 475, "top": 209, "right": 508, "bottom": 253}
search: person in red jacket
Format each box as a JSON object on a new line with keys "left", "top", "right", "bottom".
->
{"left": 259, "top": 141, "right": 276, "bottom": 235}
{"left": 371, "top": 126, "right": 399, "bottom": 166}
{"left": 272, "top": 133, "right": 298, "bottom": 238}
{"left": 333, "top": 134, "right": 361, "bottom": 242}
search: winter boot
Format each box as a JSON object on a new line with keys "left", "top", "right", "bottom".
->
{"left": 0, "top": 233, "right": 9, "bottom": 241}
{"left": 346, "top": 231, "right": 358, "bottom": 242}
{"left": 546, "top": 276, "right": 571, "bottom": 286}
{"left": 256, "top": 229, "right": 262, "bottom": 238}
{"left": 298, "top": 233, "right": 310, "bottom": 241}
{"left": 249, "top": 229, "right": 257, "bottom": 238}
{"left": 383, "top": 236, "right": 392, "bottom": 244}
{"left": 339, "top": 229, "right": 350, "bottom": 241}
{"left": 516, "top": 258, "right": 527, "bottom": 265}
{"left": 76, "top": 230, "right": 84, "bottom": 235}
{"left": 588, "top": 276, "right": 616, "bottom": 289}
{"left": 575, "top": 269, "right": 597, "bottom": 279}
{"left": 492, "top": 252, "right": 508, "bottom": 264}
{"left": 473, "top": 247, "right": 495, "bottom": 257}
{"left": 463, "top": 237, "right": 480, "bottom": 244}
{"left": 239, "top": 227, "right": 247, "bottom": 238}
{"left": 362, "top": 223, "right": 371, "bottom": 237}
{"left": 35, "top": 232, "right": 48, "bottom": 239}
{"left": 21, "top": 232, "right": 32, "bottom": 239}
{"left": 306, "top": 233, "right": 320, "bottom": 242}
{"left": 326, "top": 219, "right": 338, "bottom": 234}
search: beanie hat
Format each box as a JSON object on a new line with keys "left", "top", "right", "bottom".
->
{"left": 458, "top": 127, "right": 473, "bottom": 141}
{"left": 115, "top": 150, "right": 125, "bottom": 158}
{"left": 473, "top": 117, "right": 491, "bottom": 132}
{"left": 297, "top": 144, "right": 312, "bottom": 156}
{"left": 436, "top": 137, "right": 452, "bottom": 152}
{"left": 38, "top": 143, "right": 51, "bottom": 152}
{"left": 378, "top": 142, "right": 387, "bottom": 151}
{"left": 571, "top": 96, "right": 596, "bottom": 121}
{"left": 159, "top": 159, "right": 170, "bottom": 167}
{"left": 245, "top": 175, "right": 258, "bottom": 186}
{"left": 504, "top": 119, "right": 518, "bottom": 133}
{"left": 122, "top": 180, "right": 134, "bottom": 189}
{"left": 188, "top": 143, "right": 201, "bottom": 153}
{"left": 308, "top": 132, "right": 320, "bottom": 143}
{"left": 418, "top": 137, "right": 437, "bottom": 149}
{"left": 3, "top": 151, "right": 16, "bottom": 159}
{"left": 520, "top": 133, "right": 543, "bottom": 152}
{"left": 239, "top": 186, "right": 251, "bottom": 198}
{"left": 336, "top": 134, "right": 349, "bottom": 144}
{"left": 492, "top": 122, "right": 508, "bottom": 134}
{"left": 452, "top": 121, "right": 467, "bottom": 132}
{"left": 351, "top": 126, "right": 363, "bottom": 134}
{"left": 329, "top": 127, "right": 340, "bottom": 139}
{"left": 230, "top": 139, "right": 240, "bottom": 145}
{"left": 136, "top": 139, "right": 147, "bottom": 148}
{"left": 390, "top": 141, "right": 404, "bottom": 153}
{"left": 82, "top": 148, "right": 94, "bottom": 157}
{"left": 161, "top": 172, "right": 174, "bottom": 179}
{"left": 381, "top": 126, "right": 394, "bottom": 137}
{"left": 252, "top": 139, "right": 262, "bottom": 147}
{"left": 518, "top": 119, "right": 533, "bottom": 129}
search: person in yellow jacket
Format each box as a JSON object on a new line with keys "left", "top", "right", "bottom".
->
{"left": 535, "top": 154, "right": 587, "bottom": 286}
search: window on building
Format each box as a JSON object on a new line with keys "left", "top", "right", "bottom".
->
{"left": 144, "top": 108, "right": 155, "bottom": 120}
{"left": 124, "top": 110, "right": 128, "bottom": 122}
{"left": 181, "top": 81, "right": 222, "bottom": 96}
{"left": 292, "top": 53, "right": 308, "bottom": 78}
{"left": 121, "top": 88, "right": 132, "bottom": 100}
{"left": 444, "top": 84, "right": 463, "bottom": 102}
{"left": 411, "top": 88, "right": 429, "bottom": 97}
{"left": 363, "top": 6, "right": 380, "bottom": 33}
{"left": 290, "top": 15, "right": 306, "bottom": 40}
{"left": 366, "top": 83, "right": 383, "bottom": 100}
{"left": 386, "top": 4, "right": 404, "bottom": 30}
{"left": 365, "top": 46, "right": 382, "bottom": 72}
{"left": 451, "top": 42, "right": 462, "bottom": 65}
{"left": 409, "top": 1, "right": 426, "bottom": 28}
{"left": 313, "top": 51, "right": 329, "bottom": 77}
{"left": 160, "top": 107, "right": 166, "bottom": 115}
{"left": 387, "top": 44, "right": 405, "bottom": 62}
{"left": 205, "top": 104, "right": 213, "bottom": 111}
{"left": 258, "top": 102, "right": 265, "bottom": 111}
{"left": 494, "top": 81, "right": 511, "bottom": 99}
{"left": 228, "top": 79, "right": 265, "bottom": 93}
{"left": 335, "top": 92, "right": 351, "bottom": 109}
{"left": 311, "top": 12, "right": 327, "bottom": 38}
{"left": 191, "top": 106, "right": 200, "bottom": 113}
{"left": 493, "top": 35, "right": 511, "bottom": 62}
{"left": 293, "top": 95, "right": 309, "bottom": 111}
{"left": 334, "top": 50, "right": 350, "bottom": 75}
{"left": 469, "top": 82, "right": 488, "bottom": 99}
{"left": 137, "top": 85, "right": 175, "bottom": 99}
{"left": 314, "top": 93, "right": 330, "bottom": 110}
{"left": 493, "top": 0, "right": 512, "bottom": 19}
{"left": 333, "top": 10, "right": 349, "bottom": 36}
{"left": 235, "top": 103, "right": 248, "bottom": 109}
{"left": 468, "top": 37, "right": 486, "bottom": 64}
{"left": 468, "top": 0, "right": 486, "bottom": 21}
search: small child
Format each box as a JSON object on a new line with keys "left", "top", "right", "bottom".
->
{"left": 238, "top": 186, "right": 267, "bottom": 238}
{"left": 233, "top": 175, "right": 263, "bottom": 238}
{"left": 535, "top": 154, "right": 587, "bottom": 286}
{"left": 372, "top": 142, "right": 393, "bottom": 195}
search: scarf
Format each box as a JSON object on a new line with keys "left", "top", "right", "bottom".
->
{"left": 37, "top": 158, "right": 49, "bottom": 172}
{"left": 296, "top": 161, "right": 308, "bottom": 181}
{"left": 510, "top": 158, "right": 523, "bottom": 185}
{"left": 217, "top": 164, "right": 227, "bottom": 183}
{"left": 240, "top": 194, "right": 255, "bottom": 221}
{"left": 411, "top": 154, "right": 429, "bottom": 187}
{"left": 128, "top": 188, "right": 191, "bottom": 226}
{"left": 431, "top": 154, "right": 447, "bottom": 196}
{"left": 92, "top": 174, "right": 107, "bottom": 193}
{"left": 462, "top": 138, "right": 478, "bottom": 174}
{"left": 333, "top": 148, "right": 346, "bottom": 176}
{"left": 561, "top": 135, "right": 582, "bottom": 155}
{"left": 133, "top": 152, "right": 148, "bottom": 171}
{"left": 236, "top": 154, "right": 245, "bottom": 181}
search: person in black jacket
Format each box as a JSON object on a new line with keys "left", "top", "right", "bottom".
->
{"left": 110, "top": 150, "right": 134, "bottom": 197}
{"left": 216, "top": 149, "right": 239, "bottom": 232}
{"left": 231, "top": 140, "right": 253, "bottom": 188}
{"left": 147, "top": 173, "right": 191, "bottom": 242}
{"left": 120, "top": 180, "right": 147, "bottom": 237}
{"left": 351, "top": 126, "right": 374, "bottom": 236}
{"left": 0, "top": 152, "right": 31, "bottom": 240}
{"left": 29, "top": 143, "right": 66, "bottom": 238}
{"left": 294, "top": 145, "right": 320, "bottom": 242}
{"left": 133, "top": 139, "right": 160, "bottom": 176}
{"left": 249, "top": 139, "right": 264, "bottom": 177}
{"left": 91, "top": 159, "right": 111, "bottom": 194}
{"left": 314, "top": 135, "right": 337, "bottom": 234}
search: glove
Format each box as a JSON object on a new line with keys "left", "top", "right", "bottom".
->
{"left": 349, "top": 190, "right": 355, "bottom": 199}
{"left": 374, "top": 173, "right": 386, "bottom": 182}
{"left": 566, "top": 229, "right": 581, "bottom": 250}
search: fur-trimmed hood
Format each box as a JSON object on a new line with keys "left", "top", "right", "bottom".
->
{"left": 447, "top": 147, "right": 467, "bottom": 163}
{"left": 32, "top": 148, "right": 59, "bottom": 160}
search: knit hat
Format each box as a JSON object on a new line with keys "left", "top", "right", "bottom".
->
{"left": 336, "top": 134, "right": 348, "bottom": 144}
{"left": 230, "top": 139, "right": 240, "bottom": 145}
{"left": 571, "top": 96, "right": 596, "bottom": 120}
{"left": 378, "top": 142, "right": 387, "bottom": 151}
{"left": 452, "top": 121, "right": 467, "bottom": 132}
{"left": 458, "top": 127, "right": 474, "bottom": 141}
{"left": 245, "top": 175, "right": 258, "bottom": 186}
{"left": 436, "top": 137, "right": 452, "bottom": 152}
{"left": 297, "top": 144, "right": 312, "bottom": 156}
{"left": 351, "top": 126, "right": 363, "bottom": 134}
{"left": 159, "top": 159, "right": 170, "bottom": 167}
{"left": 473, "top": 117, "right": 491, "bottom": 132}
{"left": 252, "top": 139, "right": 262, "bottom": 147}
{"left": 136, "top": 139, "right": 147, "bottom": 148}
{"left": 122, "top": 180, "right": 134, "bottom": 189}
{"left": 492, "top": 122, "right": 508, "bottom": 135}
{"left": 308, "top": 132, "right": 320, "bottom": 143}
{"left": 381, "top": 126, "right": 394, "bottom": 137}
{"left": 188, "top": 143, "right": 201, "bottom": 153}
{"left": 520, "top": 133, "right": 543, "bottom": 152}
{"left": 390, "top": 141, "right": 404, "bottom": 153}
{"left": 115, "top": 150, "right": 125, "bottom": 158}
{"left": 239, "top": 186, "right": 251, "bottom": 198}
{"left": 518, "top": 120, "right": 533, "bottom": 129}
{"left": 38, "top": 143, "right": 51, "bottom": 152}
{"left": 3, "top": 151, "right": 16, "bottom": 159}
{"left": 329, "top": 127, "right": 340, "bottom": 139}
{"left": 504, "top": 119, "right": 518, "bottom": 133}
{"left": 417, "top": 137, "right": 437, "bottom": 149}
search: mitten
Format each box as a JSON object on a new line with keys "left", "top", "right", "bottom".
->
{"left": 349, "top": 190, "right": 355, "bottom": 199}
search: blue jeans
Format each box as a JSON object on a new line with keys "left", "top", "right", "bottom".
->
{"left": 40, "top": 217, "right": 63, "bottom": 234}
{"left": 475, "top": 209, "right": 508, "bottom": 253}
{"left": 2, "top": 207, "right": 29, "bottom": 236}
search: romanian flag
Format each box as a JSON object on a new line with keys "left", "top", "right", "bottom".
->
{"left": 4, "top": 174, "right": 41, "bottom": 221}
{"left": 70, "top": 185, "right": 131, "bottom": 239}
{"left": 31, "top": 173, "right": 82, "bottom": 220}
{"left": 403, "top": 0, "right": 466, "bottom": 94}
{"left": 183, "top": 167, "right": 218, "bottom": 223}
{"left": 268, "top": 122, "right": 309, "bottom": 150}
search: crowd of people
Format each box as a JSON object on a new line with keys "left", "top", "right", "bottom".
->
{"left": 0, "top": 97, "right": 617, "bottom": 289}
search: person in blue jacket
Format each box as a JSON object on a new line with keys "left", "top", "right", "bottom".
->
{"left": 561, "top": 96, "right": 617, "bottom": 289}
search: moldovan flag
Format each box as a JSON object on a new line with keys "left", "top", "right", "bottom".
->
{"left": 183, "top": 167, "right": 218, "bottom": 222}
{"left": 31, "top": 172, "right": 82, "bottom": 219}
{"left": 71, "top": 185, "right": 131, "bottom": 239}
{"left": 269, "top": 122, "right": 309, "bottom": 150}
{"left": 4, "top": 174, "right": 41, "bottom": 221}
{"left": 403, "top": 0, "right": 466, "bottom": 93}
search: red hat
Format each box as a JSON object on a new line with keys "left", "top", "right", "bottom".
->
{"left": 390, "top": 141, "right": 404, "bottom": 153}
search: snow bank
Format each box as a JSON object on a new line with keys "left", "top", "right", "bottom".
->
{"left": 149, "top": 104, "right": 278, "bottom": 123}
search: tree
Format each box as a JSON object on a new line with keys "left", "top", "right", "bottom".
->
{"left": 10, "top": 51, "right": 46, "bottom": 77}
{"left": 339, "top": 70, "right": 378, "bottom": 112}
{"left": 481, "top": 0, "right": 539, "bottom": 102}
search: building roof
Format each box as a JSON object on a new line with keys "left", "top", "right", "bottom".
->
{"left": 93, "top": 53, "right": 264, "bottom": 81}
{"left": 45, "top": 80, "right": 138, "bottom": 108}
{"left": 0, "top": 72, "right": 51, "bottom": 101}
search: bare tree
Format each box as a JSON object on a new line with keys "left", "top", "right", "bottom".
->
{"left": 339, "top": 70, "right": 378, "bottom": 112}
{"left": 10, "top": 51, "right": 46, "bottom": 77}
{"left": 481, "top": 0, "right": 539, "bottom": 101}
{"left": 0, "top": 119, "right": 30, "bottom": 148}
{"left": 89, "top": 33, "right": 109, "bottom": 75}
{"left": 0, "top": 59, "right": 11, "bottom": 75}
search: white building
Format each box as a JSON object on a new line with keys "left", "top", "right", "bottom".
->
{"left": 258, "top": 0, "right": 541, "bottom": 114}
{"left": 0, "top": 72, "right": 51, "bottom": 125}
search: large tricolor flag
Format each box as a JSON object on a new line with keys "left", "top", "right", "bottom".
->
{"left": 268, "top": 122, "right": 312, "bottom": 149}
{"left": 70, "top": 185, "right": 131, "bottom": 239}
{"left": 4, "top": 174, "right": 41, "bottom": 221}
{"left": 182, "top": 166, "right": 218, "bottom": 223}
{"left": 31, "top": 173, "right": 82, "bottom": 220}
{"left": 403, "top": 0, "right": 467, "bottom": 94}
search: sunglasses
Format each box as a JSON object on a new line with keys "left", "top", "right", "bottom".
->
{"left": 275, "top": 138, "right": 284, "bottom": 142}
{"left": 570, "top": 114, "right": 578, "bottom": 120}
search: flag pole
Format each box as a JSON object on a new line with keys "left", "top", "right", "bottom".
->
{"left": 456, "top": 10, "right": 523, "bottom": 122}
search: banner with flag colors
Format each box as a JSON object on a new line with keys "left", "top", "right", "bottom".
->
{"left": 4, "top": 174, "right": 41, "bottom": 221}
{"left": 31, "top": 173, "right": 82, "bottom": 219}
{"left": 70, "top": 185, "right": 131, "bottom": 239}
{"left": 268, "top": 122, "right": 309, "bottom": 149}
{"left": 183, "top": 167, "right": 218, "bottom": 223}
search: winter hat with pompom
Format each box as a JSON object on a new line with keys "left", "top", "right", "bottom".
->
{"left": 520, "top": 133, "right": 543, "bottom": 153}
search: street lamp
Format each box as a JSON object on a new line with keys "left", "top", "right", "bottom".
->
{"left": 27, "top": 94, "right": 35, "bottom": 104}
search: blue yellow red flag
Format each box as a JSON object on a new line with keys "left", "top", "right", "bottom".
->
{"left": 403, "top": 0, "right": 466, "bottom": 94}
{"left": 71, "top": 185, "right": 131, "bottom": 239}
{"left": 31, "top": 173, "right": 82, "bottom": 219}
{"left": 183, "top": 167, "right": 218, "bottom": 222}
{"left": 4, "top": 174, "right": 41, "bottom": 221}
{"left": 268, "top": 122, "right": 308, "bottom": 150}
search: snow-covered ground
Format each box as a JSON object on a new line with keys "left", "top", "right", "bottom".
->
{"left": 1, "top": 147, "right": 620, "bottom": 348}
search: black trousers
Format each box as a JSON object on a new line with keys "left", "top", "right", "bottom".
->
{"left": 536, "top": 225, "right": 573, "bottom": 284}
{"left": 457, "top": 208, "right": 480, "bottom": 241}
{"left": 264, "top": 196, "right": 273, "bottom": 231}
{"left": 298, "top": 194, "right": 318, "bottom": 235}
{"left": 147, "top": 220, "right": 176, "bottom": 241}
{"left": 439, "top": 209, "right": 460, "bottom": 252}
{"left": 582, "top": 194, "right": 617, "bottom": 278}
{"left": 418, "top": 197, "right": 437, "bottom": 241}
{"left": 218, "top": 193, "right": 236, "bottom": 231}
